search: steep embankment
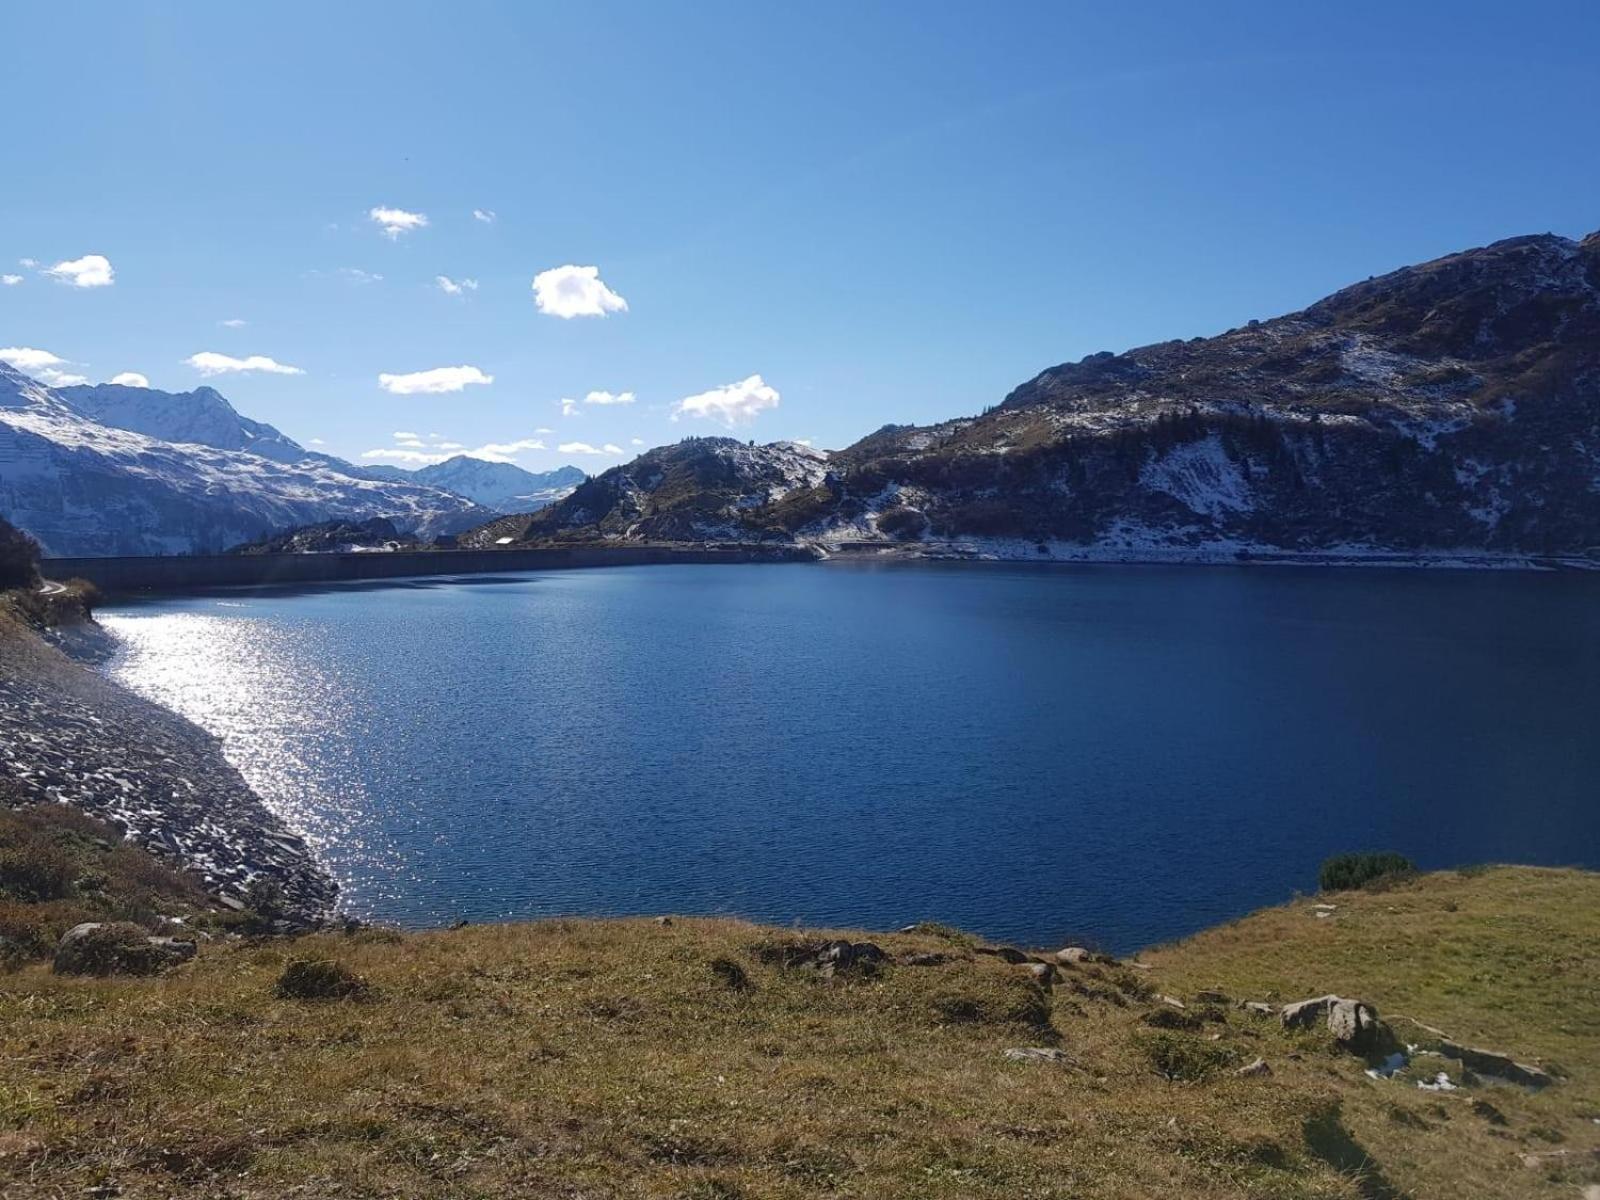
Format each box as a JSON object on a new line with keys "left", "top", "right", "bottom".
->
{"left": 0, "top": 596, "right": 334, "bottom": 924}
{"left": 0, "top": 867, "right": 1594, "bottom": 1198}
{"left": 483, "top": 229, "right": 1600, "bottom": 563}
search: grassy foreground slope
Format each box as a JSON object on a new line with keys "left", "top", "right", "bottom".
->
{"left": 1, "top": 867, "right": 1596, "bottom": 1199}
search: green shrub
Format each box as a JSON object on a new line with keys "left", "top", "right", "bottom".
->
{"left": 1139, "top": 1032, "right": 1238, "bottom": 1081}
{"left": 1319, "top": 852, "right": 1416, "bottom": 893}
{"left": 0, "top": 843, "right": 75, "bottom": 902}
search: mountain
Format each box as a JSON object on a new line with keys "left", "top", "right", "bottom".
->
{"left": 479, "top": 230, "right": 1600, "bottom": 562}
{"left": 461, "top": 438, "right": 830, "bottom": 546}
{"left": 58, "top": 382, "right": 324, "bottom": 465}
{"left": 0, "top": 366, "right": 491, "bottom": 556}
{"left": 369, "top": 458, "right": 585, "bottom": 513}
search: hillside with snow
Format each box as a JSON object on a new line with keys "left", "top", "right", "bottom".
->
{"left": 0, "top": 367, "right": 491, "bottom": 556}
{"left": 478, "top": 229, "right": 1600, "bottom": 563}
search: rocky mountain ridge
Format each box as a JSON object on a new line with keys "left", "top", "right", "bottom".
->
{"left": 492, "top": 229, "right": 1600, "bottom": 562}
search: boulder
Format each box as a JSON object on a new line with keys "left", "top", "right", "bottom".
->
{"left": 1240, "top": 1001, "right": 1276, "bottom": 1017}
{"left": 1055, "top": 946, "right": 1094, "bottom": 965}
{"left": 53, "top": 922, "right": 196, "bottom": 977}
{"left": 1026, "top": 962, "right": 1059, "bottom": 988}
{"left": 1327, "top": 999, "right": 1382, "bottom": 1051}
{"left": 976, "top": 946, "right": 1030, "bottom": 965}
{"left": 1236, "top": 1057, "right": 1272, "bottom": 1078}
{"left": 1280, "top": 994, "right": 1341, "bottom": 1030}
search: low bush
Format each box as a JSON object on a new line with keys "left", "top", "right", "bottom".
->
{"left": 275, "top": 958, "right": 370, "bottom": 1001}
{"left": 1319, "top": 852, "right": 1416, "bottom": 893}
{"left": 0, "top": 516, "right": 40, "bottom": 591}
{"left": 1139, "top": 1031, "right": 1238, "bottom": 1082}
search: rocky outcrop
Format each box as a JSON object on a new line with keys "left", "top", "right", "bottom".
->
{"left": 53, "top": 921, "right": 197, "bottom": 976}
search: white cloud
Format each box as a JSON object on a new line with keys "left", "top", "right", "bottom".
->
{"left": 0, "top": 347, "right": 88, "bottom": 387}
{"left": 392, "top": 430, "right": 420, "bottom": 440}
{"left": 561, "top": 397, "right": 579, "bottom": 417}
{"left": 18, "top": 258, "right": 36, "bottom": 268}
{"left": 472, "top": 208, "right": 496, "bottom": 224}
{"left": 309, "top": 437, "right": 326, "bottom": 445}
{"left": 109, "top": 372, "right": 150, "bottom": 387}
{"left": 369, "top": 206, "right": 428, "bottom": 239}
{"left": 377, "top": 365, "right": 493, "bottom": 395}
{"left": 583, "top": 389, "right": 635, "bottom": 406}
{"left": 220, "top": 318, "right": 247, "bottom": 328}
{"left": 435, "top": 275, "right": 479, "bottom": 296}
{"left": 559, "top": 441, "right": 624, "bottom": 456}
{"left": 0, "top": 347, "right": 67, "bottom": 372}
{"left": 186, "top": 352, "right": 305, "bottom": 377}
{"left": 1, "top": 274, "right": 21, "bottom": 286}
{"left": 470, "top": 437, "right": 547, "bottom": 463}
{"left": 532, "top": 264, "right": 628, "bottom": 318}
{"left": 362, "top": 432, "right": 546, "bottom": 466}
{"left": 362, "top": 447, "right": 446, "bottom": 465}
{"left": 337, "top": 267, "right": 384, "bottom": 285}
{"left": 44, "top": 254, "right": 115, "bottom": 288}
{"left": 535, "top": 426, "right": 554, "bottom": 434}
{"left": 631, "top": 437, "right": 646, "bottom": 446}
{"left": 673, "top": 374, "right": 780, "bottom": 427}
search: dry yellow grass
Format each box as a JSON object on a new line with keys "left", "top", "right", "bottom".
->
{"left": 0, "top": 867, "right": 1595, "bottom": 1198}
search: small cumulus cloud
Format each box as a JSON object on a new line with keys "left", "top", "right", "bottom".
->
{"left": 187, "top": 352, "right": 304, "bottom": 377}
{"left": 44, "top": 254, "right": 115, "bottom": 288}
{"left": 532, "top": 264, "right": 628, "bottom": 318}
{"left": 435, "top": 275, "right": 479, "bottom": 296}
{"left": 0, "top": 347, "right": 90, "bottom": 387}
{"left": 583, "top": 390, "right": 635, "bottom": 406}
{"left": 559, "top": 441, "right": 623, "bottom": 456}
{"left": 472, "top": 208, "right": 496, "bottom": 224}
{"left": 308, "top": 437, "right": 326, "bottom": 445}
{"left": 471, "top": 437, "right": 547, "bottom": 463}
{"left": 672, "top": 374, "right": 779, "bottom": 427}
{"left": 369, "top": 206, "right": 428, "bottom": 239}
{"left": 2, "top": 274, "right": 21, "bottom": 286}
{"left": 560, "top": 398, "right": 579, "bottom": 417}
{"left": 377, "top": 365, "right": 493, "bottom": 395}
{"left": 220, "top": 318, "right": 247, "bottom": 328}
{"left": 361, "top": 447, "right": 444, "bottom": 465}
{"left": 631, "top": 437, "right": 645, "bottom": 446}
{"left": 109, "top": 372, "right": 150, "bottom": 388}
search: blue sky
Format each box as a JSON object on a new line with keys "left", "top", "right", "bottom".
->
{"left": 3, "top": 2, "right": 1598, "bottom": 472}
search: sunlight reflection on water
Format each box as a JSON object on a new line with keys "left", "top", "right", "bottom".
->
{"left": 99, "top": 606, "right": 410, "bottom": 909}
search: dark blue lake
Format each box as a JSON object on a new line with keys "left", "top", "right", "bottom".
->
{"left": 101, "top": 561, "right": 1600, "bottom": 952}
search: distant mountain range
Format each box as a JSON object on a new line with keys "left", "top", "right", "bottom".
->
{"left": 365, "top": 458, "right": 586, "bottom": 514}
{"left": 471, "top": 228, "right": 1600, "bottom": 563}
{"left": 0, "top": 371, "right": 582, "bottom": 556}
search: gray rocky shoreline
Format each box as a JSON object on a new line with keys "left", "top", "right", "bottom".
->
{"left": 0, "top": 610, "right": 337, "bottom": 926}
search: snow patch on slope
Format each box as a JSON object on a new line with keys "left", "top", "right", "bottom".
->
{"left": 1139, "top": 434, "right": 1253, "bottom": 518}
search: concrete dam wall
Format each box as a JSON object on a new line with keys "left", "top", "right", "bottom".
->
{"left": 41, "top": 544, "right": 815, "bottom": 596}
